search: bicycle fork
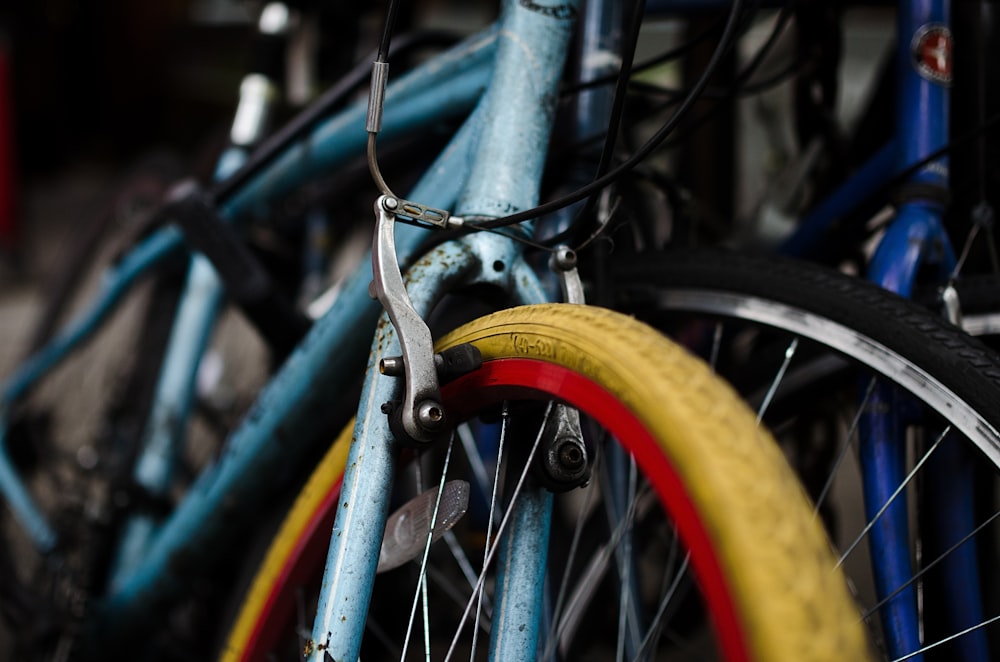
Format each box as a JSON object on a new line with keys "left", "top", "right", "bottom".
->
{"left": 309, "top": 1, "right": 581, "bottom": 657}
{"left": 863, "top": 2, "right": 988, "bottom": 659}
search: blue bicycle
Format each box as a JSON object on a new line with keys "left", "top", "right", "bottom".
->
{"left": 2, "top": 0, "right": 998, "bottom": 660}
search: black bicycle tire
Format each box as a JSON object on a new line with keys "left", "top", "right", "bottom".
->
{"left": 612, "top": 248, "right": 1000, "bottom": 460}
{"left": 612, "top": 247, "right": 1000, "bottom": 658}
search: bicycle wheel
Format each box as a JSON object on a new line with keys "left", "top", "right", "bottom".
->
{"left": 220, "top": 303, "right": 868, "bottom": 661}
{"left": 609, "top": 248, "right": 1000, "bottom": 660}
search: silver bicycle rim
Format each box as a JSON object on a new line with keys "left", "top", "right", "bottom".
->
{"left": 653, "top": 289, "right": 1000, "bottom": 468}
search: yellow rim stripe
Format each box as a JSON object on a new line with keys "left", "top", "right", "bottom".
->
{"left": 221, "top": 423, "right": 353, "bottom": 661}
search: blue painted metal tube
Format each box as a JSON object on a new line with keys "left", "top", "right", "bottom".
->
{"left": 220, "top": 27, "right": 497, "bottom": 222}
{"left": 862, "top": 5, "right": 960, "bottom": 655}
{"left": 1, "top": 226, "right": 185, "bottom": 405}
{"left": 859, "top": 384, "right": 923, "bottom": 661}
{"left": 0, "top": 419, "right": 57, "bottom": 552}
{"left": 868, "top": 200, "right": 955, "bottom": 297}
{"left": 91, "top": 106, "right": 485, "bottom": 643}
{"left": 896, "top": 0, "right": 949, "bottom": 188}
{"left": 605, "top": 446, "right": 645, "bottom": 656}
{"left": 779, "top": 142, "right": 896, "bottom": 259}
{"left": 451, "top": 2, "right": 578, "bottom": 659}
{"left": 0, "top": 226, "right": 184, "bottom": 554}
{"left": 307, "top": 239, "right": 478, "bottom": 660}
{"left": 575, "top": 0, "right": 621, "bottom": 140}
{"left": 308, "top": 231, "right": 547, "bottom": 660}
{"left": 307, "top": 3, "right": 564, "bottom": 642}
{"left": 107, "top": 31, "right": 491, "bottom": 576}
{"left": 538, "top": 0, "right": 621, "bottom": 248}
{"left": 646, "top": 0, "right": 786, "bottom": 11}
{"left": 107, "top": 256, "right": 227, "bottom": 589}
{"left": 455, "top": 3, "right": 577, "bottom": 218}
{"left": 108, "top": 149, "right": 245, "bottom": 588}
{"left": 489, "top": 489, "right": 553, "bottom": 661}
{"left": 924, "top": 434, "right": 989, "bottom": 661}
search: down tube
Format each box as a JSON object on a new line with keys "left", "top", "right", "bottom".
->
{"left": 87, "top": 108, "right": 488, "bottom": 648}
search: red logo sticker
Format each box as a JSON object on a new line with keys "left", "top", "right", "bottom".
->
{"left": 912, "top": 24, "right": 953, "bottom": 85}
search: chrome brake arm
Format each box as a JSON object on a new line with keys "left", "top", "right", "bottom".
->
{"left": 541, "top": 245, "right": 589, "bottom": 489}
{"left": 550, "top": 245, "right": 585, "bottom": 305}
{"left": 371, "top": 195, "right": 447, "bottom": 444}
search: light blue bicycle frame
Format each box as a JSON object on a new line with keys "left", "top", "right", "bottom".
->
{"left": 308, "top": 2, "right": 577, "bottom": 657}
{"left": 0, "top": 0, "right": 582, "bottom": 654}
{"left": 3, "top": 0, "right": 978, "bottom": 657}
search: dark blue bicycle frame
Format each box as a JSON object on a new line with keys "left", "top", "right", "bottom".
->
{"left": 779, "top": 2, "right": 986, "bottom": 660}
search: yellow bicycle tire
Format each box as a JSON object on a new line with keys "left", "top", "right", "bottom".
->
{"left": 222, "top": 304, "right": 869, "bottom": 661}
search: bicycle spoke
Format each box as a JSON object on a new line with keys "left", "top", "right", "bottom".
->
{"left": 541, "top": 449, "right": 602, "bottom": 660}
{"left": 632, "top": 553, "right": 692, "bottom": 661}
{"left": 402, "top": 436, "right": 457, "bottom": 661}
{"left": 614, "top": 455, "right": 640, "bottom": 662}
{"left": 446, "top": 402, "right": 551, "bottom": 662}
{"left": 950, "top": 222, "right": 982, "bottom": 282}
{"left": 813, "top": 377, "right": 877, "bottom": 516}
{"left": 890, "top": 613, "right": 1000, "bottom": 662}
{"left": 457, "top": 423, "right": 495, "bottom": 512}
{"left": 468, "top": 403, "right": 510, "bottom": 660}
{"left": 708, "top": 321, "right": 723, "bottom": 372}
{"left": 421, "top": 572, "right": 431, "bottom": 661}
{"left": 861, "top": 508, "right": 1000, "bottom": 621}
{"left": 549, "top": 483, "right": 656, "bottom": 658}
{"left": 836, "top": 426, "right": 951, "bottom": 569}
{"left": 366, "top": 616, "right": 404, "bottom": 659}
{"left": 442, "top": 529, "right": 492, "bottom": 614}
{"left": 424, "top": 563, "right": 492, "bottom": 633}
{"left": 756, "top": 338, "right": 799, "bottom": 424}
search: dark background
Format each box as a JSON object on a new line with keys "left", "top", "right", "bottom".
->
{"left": 1, "top": 0, "right": 252, "bottom": 178}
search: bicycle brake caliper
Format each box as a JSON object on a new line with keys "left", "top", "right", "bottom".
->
{"left": 539, "top": 245, "right": 590, "bottom": 491}
{"left": 371, "top": 194, "right": 475, "bottom": 445}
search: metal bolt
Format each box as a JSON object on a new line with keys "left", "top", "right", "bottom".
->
{"left": 382, "top": 196, "right": 399, "bottom": 211}
{"left": 556, "top": 438, "right": 585, "bottom": 470}
{"left": 551, "top": 246, "right": 577, "bottom": 272}
{"left": 380, "top": 356, "right": 404, "bottom": 376}
{"left": 417, "top": 400, "right": 445, "bottom": 430}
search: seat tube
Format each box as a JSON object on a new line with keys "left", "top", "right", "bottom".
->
{"left": 870, "top": 0, "right": 953, "bottom": 293}
{"left": 897, "top": 0, "right": 950, "bottom": 192}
